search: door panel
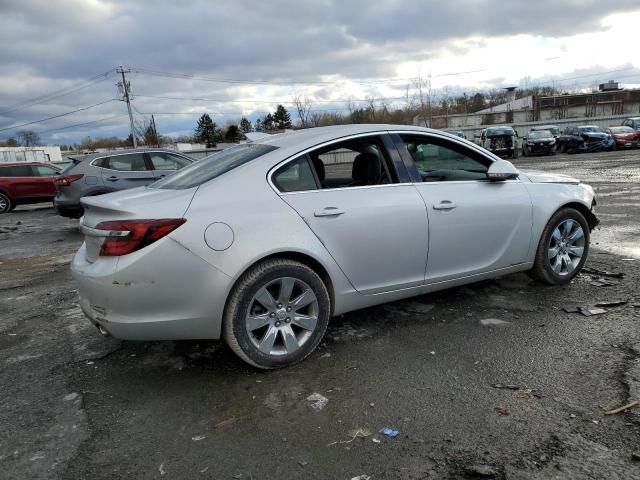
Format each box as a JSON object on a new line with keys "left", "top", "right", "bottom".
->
{"left": 415, "top": 181, "right": 531, "bottom": 282}
{"left": 99, "top": 153, "right": 156, "bottom": 190}
{"left": 281, "top": 185, "right": 428, "bottom": 294}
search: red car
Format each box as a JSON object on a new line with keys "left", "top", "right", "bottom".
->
{"left": 0, "top": 162, "right": 60, "bottom": 214}
{"left": 605, "top": 126, "right": 640, "bottom": 150}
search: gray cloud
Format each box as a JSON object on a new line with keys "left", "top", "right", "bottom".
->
{"left": 1, "top": 0, "right": 639, "bottom": 142}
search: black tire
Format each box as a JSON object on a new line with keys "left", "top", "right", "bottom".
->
{"left": 0, "top": 192, "right": 13, "bottom": 214}
{"left": 223, "top": 259, "right": 330, "bottom": 369}
{"left": 529, "top": 207, "right": 590, "bottom": 285}
{"left": 512, "top": 147, "right": 518, "bottom": 159}
{"left": 559, "top": 143, "right": 566, "bottom": 154}
{"left": 522, "top": 147, "right": 527, "bottom": 157}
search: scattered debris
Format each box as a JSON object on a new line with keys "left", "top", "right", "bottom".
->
{"left": 592, "top": 420, "right": 599, "bottom": 425}
{"left": 298, "top": 461, "right": 308, "bottom": 467}
{"left": 369, "top": 402, "right": 375, "bottom": 407}
{"left": 491, "top": 383, "right": 520, "bottom": 390}
{"left": 582, "top": 267, "right": 624, "bottom": 278}
{"left": 494, "top": 405, "right": 509, "bottom": 416}
{"left": 191, "top": 435, "right": 206, "bottom": 441}
{"left": 429, "top": 351, "right": 436, "bottom": 355}
{"left": 327, "top": 428, "right": 371, "bottom": 446}
{"left": 632, "top": 453, "right": 640, "bottom": 462}
{"left": 590, "top": 279, "right": 618, "bottom": 287}
{"left": 564, "top": 305, "right": 608, "bottom": 316}
{"left": 479, "top": 318, "right": 511, "bottom": 327}
{"left": 213, "top": 417, "right": 238, "bottom": 429}
{"left": 63, "top": 393, "right": 79, "bottom": 401}
{"left": 604, "top": 400, "right": 639, "bottom": 415}
{"left": 570, "top": 414, "right": 577, "bottom": 419}
{"left": 307, "top": 393, "right": 329, "bottom": 411}
{"left": 378, "top": 427, "right": 400, "bottom": 438}
{"left": 351, "top": 475, "right": 371, "bottom": 480}
{"left": 464, "top": 464, "right": 497, "bottom": 478}
{"left": 594, "top": 300, "right": 628, "bottom": 308}
{"left": 159, "top": 463, "right": 166, "bottom": 476}
{"left": 372, "top": 438, "right": 381, "bottom": 444}
{"left": 514, "top": 388, "right": 542, "bottom": 400}
{"left": 199, "top": 466, "right": 209, "bottom": 473}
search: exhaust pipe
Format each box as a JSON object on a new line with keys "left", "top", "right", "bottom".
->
{"left": 96, "top": 324, "right": 110, "bottom": 337}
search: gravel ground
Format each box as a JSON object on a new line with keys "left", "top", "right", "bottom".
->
{"left": 1, "top": 149, "right": 639, "bottom": 480}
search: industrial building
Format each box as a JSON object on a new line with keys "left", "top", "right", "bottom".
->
{"left": 0, "top": 146, "right": 62, "bottom": 163}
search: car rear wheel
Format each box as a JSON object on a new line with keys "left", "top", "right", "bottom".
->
{"left": 529, "top": 207, "right": 589, "bottom": 285}
{"left": 0, "top": 192, "right": 13, "bottom": 214}
{"left": 224, "top": 259, "right": 330, "bottom": 369}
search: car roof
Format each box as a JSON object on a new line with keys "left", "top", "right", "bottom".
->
{"left": 68, "top": 148, "right": 189, "bottom": 162}
{"left": 0, "top": 162, "right": 56, "bottom": 167}
{"left": 532, "top": 125, "right": 558, "bottom": 129}
{"left": 253, "top": 124, "right": 439, "bottom": 151}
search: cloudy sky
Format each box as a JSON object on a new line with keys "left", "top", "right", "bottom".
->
{"left": 1, "top": 0, "right": 640, "bottom": 144}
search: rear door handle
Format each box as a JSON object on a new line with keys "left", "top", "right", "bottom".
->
{"left": 433, "top": 200, "right": 457, "bottom": 210}
{"left": 106, "top": 176, "right": 118, "bottom": 182}
{"left": 314, "top": 207, "right": 345, "bottom": 217}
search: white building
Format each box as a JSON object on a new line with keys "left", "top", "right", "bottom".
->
{"left": 0, "top": 146, "right": 62, "bottom": 163}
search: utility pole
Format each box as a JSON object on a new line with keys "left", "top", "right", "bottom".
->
{"left": 117, "top": 66, "right": 137, "bottom": 148}
{"left": 151, "top": 114, "right": 158, "bottom": 146}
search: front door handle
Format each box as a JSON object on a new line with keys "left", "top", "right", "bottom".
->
{"left": 314, "top": 207, "right": 345, "bottom": 217}
{"left": 433, "top": 200, "right": 457, "bottom": 210}
{"left": 106, "top": 176, "right": 118, "bottom": 182}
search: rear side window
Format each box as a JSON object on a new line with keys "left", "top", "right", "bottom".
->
{"left": 148, "top": 152, "right": 191, "bottom": 170}
{"left": 272, "top": 156, "right": 317, "bottom": 192}
{"left": 33, "top": 165, "right": 58, "bottom": 176}
{"left": 152, "top": 144, "right": 278, "bottom": 190}
{"left": 0, "top": 165, "right": 33, "bottom": 177}
{"left": 95, "top": 154, "right": 149, "bottom": 171}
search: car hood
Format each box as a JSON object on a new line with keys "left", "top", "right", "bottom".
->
{"left": 520, "top": 170, "right": 581, "bottom": 185}
{"left": 581, "top": 132, "right": 608, "bottom": 140}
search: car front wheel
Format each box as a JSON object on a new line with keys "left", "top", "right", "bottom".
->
{"left": 0, "top": 192, "right": 13, "bottom": 214}
{"left": 224, "top": 259, "right": 330, "bottom": 369}
{"left": 529, "top": 208, "right": 589, "bottom": 285}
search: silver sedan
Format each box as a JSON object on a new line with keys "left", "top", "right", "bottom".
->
{"left": 71, "top": 125, "right": 599, "bottom": 369}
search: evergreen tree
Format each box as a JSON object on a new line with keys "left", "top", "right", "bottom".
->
{"left": 225, "top": 124, "right": 242, "bottom": 143}
{"left": 254, "top": 119, "right": 262, "bottom": 132}
{"left": 194, "top": 113, "right": 217, "bottom": 148}
{"left": 273, "top": 104, "right": 292, "bottom": 129}
{"left": 240, "top": 117, "right": 252, "bottom": 134}
{"left": 263, "top": 113, "right": 275, "bottom": 131}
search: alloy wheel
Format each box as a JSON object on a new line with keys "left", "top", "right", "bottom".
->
{"left": 547, "top": 219, "right": 585, "bottom": 276}
{"left": 245, "top": 277, "right": 319, "bottom": 356}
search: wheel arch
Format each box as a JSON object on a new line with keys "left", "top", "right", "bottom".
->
{"left": 558, "top": 201, "right": 598, "bottom": 231}
{"left": 222, "top": 250, "right": 336, "bottom": 324}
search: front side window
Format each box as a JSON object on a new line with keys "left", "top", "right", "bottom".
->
{"left": 400, "top": 135, "right": 489, "bottom": 182}
{"left": 272, "top": 156, "right": 317, "bottom": 192}
{"left": 149, "top": 152, "right": 191, "bottom": 171}
{"left": 153, "top": 143, "right": 278, "bottom": 190}
{"left": 0, "top": 165, "right": 33, "bottom": 177}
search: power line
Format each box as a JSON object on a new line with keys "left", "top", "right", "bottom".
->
{"left": 0, "top": 69, "right": 115, "bottom": 116}
{"left": 35, "top": 114, "right": 126, "bottom": 134}
{"left": 0, "top": 99, "right": 116, "bottom": 133}
{"left": 135, "top": 93, "right": 409, "bottom": 105}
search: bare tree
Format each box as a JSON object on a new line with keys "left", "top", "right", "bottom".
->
{"left": 413, "top": 71, "right": 432, "bottom": 127}
{"left": 292, "top": 95, "right": 313, "bottom": 128}
{"left": 16, "top": 130, "right": 41, "bottom": 147}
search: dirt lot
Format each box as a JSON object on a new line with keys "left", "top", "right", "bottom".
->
{"left": 1, "top": 149, "right": 639, "bottom": 479}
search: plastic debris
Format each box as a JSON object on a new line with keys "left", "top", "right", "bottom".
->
{"left": 327, "top": 428, "right": 371, "bottom": 446}
{"left": 594, "top": 300, "right": 628, "bottom": 308}
{"left": 159, "top": 464, "right": 166, "bottom": 476}
{"left": 591, "top": 279, "right": 618, "bottom": 287}
{"left": 372, "top": 438, "right": 381, "bottom": 444}
{"left": 351, "top": 476, "right": 371, "bottom": 480}
{"left": 378, "top": 427, "right": 400, "bottom": 438}
{"left": 564, "top": 305, "right": 608, "bottom": 316}
{"left": 491, "top": 383, "right": 520, "bottom": 390}
{"left": 465, "top": 464, "right": 497, "bottom": 478}
{"left": 582, "top": 267, "right": 624, "bottom": 278}
{"left": 604, "top": 400, "right": 639, "bottom": 415}
{"left": 479, "top": 318, "right": 511, "bottom": 327}
{"left": 191, "top": 435, "right": 206, "bottom": 441}
{"left": 307, "top": 393, "right": 329, "bottom": 411}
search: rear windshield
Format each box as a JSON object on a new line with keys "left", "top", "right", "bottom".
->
{"left": 486, "top": 128, "right": 514, "bottom": 137}
{"left": 151, "top": 143, "right": 278, "bottom": 190}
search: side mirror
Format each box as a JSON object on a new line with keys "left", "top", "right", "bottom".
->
{"left": 487, "top": 159, "right": 519, "bottom": 181}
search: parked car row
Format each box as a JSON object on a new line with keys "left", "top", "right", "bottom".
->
{"left": 0, "top": 149, "right": 194, "bottom": 215}
{"left": 471, "top": 117, "right": 640, "bottom": 158}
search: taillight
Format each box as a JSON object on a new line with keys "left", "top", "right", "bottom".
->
{"left": 54, "top": 174, "right": 84, "bottom": 187}
{"left": 96, "top": 218, "right": 186, "bottom": 256}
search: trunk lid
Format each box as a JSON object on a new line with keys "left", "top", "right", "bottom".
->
{"left": 79, "top": 186, "right": 197, "bottom": 262}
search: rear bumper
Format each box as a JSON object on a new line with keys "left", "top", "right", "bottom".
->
{"left": 71, "top": 238, "right": 232, "bottom": 340}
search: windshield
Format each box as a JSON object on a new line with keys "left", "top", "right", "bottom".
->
{"left": 486, "top": 128, "right": 514, "bottom": 137}
{"left": 151, "top": 143, "right": 278, "bottom": 190}
{"left": 533, "top": 126, "right": 560, "bottom": 135}
{"left": 529, "top": 130, "right": 552, "bottom": 139}
{"left": 579, "top": 126, "right": 601, "bottom": 133}
{"left": 610, "top": 126, "right": 634, "bottom": 134}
